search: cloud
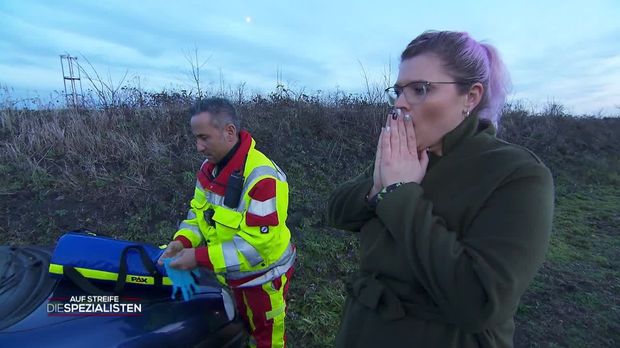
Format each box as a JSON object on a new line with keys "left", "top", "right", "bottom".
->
{"left": 1, "top": 0, "right": 619, "bottom": 114}
{"left": 509, "top": 29, "right": 620, "bottom": 115}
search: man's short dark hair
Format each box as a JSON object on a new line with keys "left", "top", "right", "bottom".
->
{"left": 192, "top": 97, "right": 241, "bottom": 131}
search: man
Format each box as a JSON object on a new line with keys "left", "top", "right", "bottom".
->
{"left": 159, "top": 97, "right": 295, "bottom": 348}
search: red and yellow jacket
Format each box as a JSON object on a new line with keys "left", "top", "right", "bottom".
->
{"left": 174, "top": 131, "right": 294, "bottom": 288}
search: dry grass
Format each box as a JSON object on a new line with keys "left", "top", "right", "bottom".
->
{"left": 1, "top": 94, "right": 618, "bottom": 347}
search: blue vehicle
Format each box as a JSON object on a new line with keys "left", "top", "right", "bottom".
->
{"left": 0, "top": 246, "right": 247, "bottom": 347}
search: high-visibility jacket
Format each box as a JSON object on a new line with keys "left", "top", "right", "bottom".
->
{"left": 174, "top": 131, "right": 294, "bottom": 288}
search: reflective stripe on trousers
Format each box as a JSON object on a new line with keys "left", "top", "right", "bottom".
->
{"left": 233, "top": 265, "right": 294, "bottom": 348}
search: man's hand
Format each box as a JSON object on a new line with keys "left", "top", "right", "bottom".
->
{"left": 157, "top": 240, "right": 184, "bottom": 265}
{"left": 169, "top": 248, "right": 197, "bottom": 270}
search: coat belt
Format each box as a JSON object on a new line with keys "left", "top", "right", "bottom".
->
{"left": 347, "top": 273, "right": 453, "bottom": 324}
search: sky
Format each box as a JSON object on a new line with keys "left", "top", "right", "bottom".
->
{"left": 0, "top": 0, "right": 619, "bottom": 115}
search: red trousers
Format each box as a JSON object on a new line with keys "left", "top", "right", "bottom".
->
{"left": 232, "top": 266, "right": 294, "bottom": 348}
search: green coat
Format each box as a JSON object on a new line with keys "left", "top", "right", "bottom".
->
{"left": 327, "top": 115, "right": 554, "bottom": 348}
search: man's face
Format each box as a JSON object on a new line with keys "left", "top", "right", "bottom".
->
{"left": 190, "top": 111, "right": 235, "bottom": 164}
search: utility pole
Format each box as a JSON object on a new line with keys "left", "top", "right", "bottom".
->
{"left": 59, "top": 54, "right": 84, "bottom": 108}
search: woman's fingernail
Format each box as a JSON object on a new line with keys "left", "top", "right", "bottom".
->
{"left": 386, "top": 126, "right": 391, "bottom": 132}
{"left": 404, "top": 114, "right": 411, "bottom": 121}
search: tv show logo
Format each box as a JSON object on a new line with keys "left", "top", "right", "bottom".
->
{"left": 47, "top": 295, "right": 142, "bottom": 316}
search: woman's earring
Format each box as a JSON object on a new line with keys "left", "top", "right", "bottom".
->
{"left": 462, "top": 109, "right": 470, "bottom": 118}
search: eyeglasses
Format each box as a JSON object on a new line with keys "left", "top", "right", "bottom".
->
{"left": 384, "top": 80, "right": 469, "bottom": 106}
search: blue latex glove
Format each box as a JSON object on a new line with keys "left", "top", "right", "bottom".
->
{"left": 162, "top": 257, "right": 200, "bottom": 301}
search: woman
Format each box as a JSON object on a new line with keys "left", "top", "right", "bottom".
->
{"left": 327, "top": 30, "right": 554, "bottom": 347}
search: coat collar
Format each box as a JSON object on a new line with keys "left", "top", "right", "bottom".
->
{"left": 428, "top": 114, "right": 496, "bottom": 166}
{"left": 197, "top": 130, "right": 254, "bottom": 195}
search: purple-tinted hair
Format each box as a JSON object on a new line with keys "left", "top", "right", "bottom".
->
{"left": 401, "top": 30, "right": 511, "bottom": 126}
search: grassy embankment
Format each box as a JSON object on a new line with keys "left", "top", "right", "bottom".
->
{"left": 1, "top": 96, "right": 618, "bottom": 347}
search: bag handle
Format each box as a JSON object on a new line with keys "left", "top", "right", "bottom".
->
{"left": 64, "top": 244, "right": 162, "bottom": 295}
{"left": 115, "top": 245, "right": 162, "bottom": 292}
{"left": 64, "top": 266, "right": 114, "bottom": 296}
